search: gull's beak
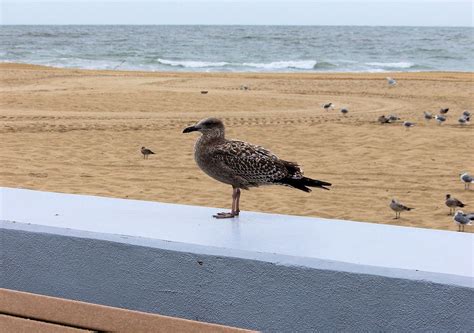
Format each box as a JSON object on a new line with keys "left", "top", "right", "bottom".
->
{"left": 183, "top": 125, "right": 198, "bottom": 133}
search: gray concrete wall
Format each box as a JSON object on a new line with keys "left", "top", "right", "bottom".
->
{"left": 2, "top": 226, "right": 473, "bottom": 332}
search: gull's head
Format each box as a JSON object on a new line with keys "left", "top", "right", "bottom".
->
{"left": 454, "top": 210, "right": 464, "bottom": 216}
{"left": 446, "top": 194, "right": 451, "bottom": 199}
{"left": 183, "top": 117, "right": 225, "bottom": 137}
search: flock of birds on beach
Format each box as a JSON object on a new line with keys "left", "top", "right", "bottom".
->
{"left": 389, "top": 174, "right": 474, "bottom": 232}
{"left": 376, "top": 107, "right": 471, "bottom": 129}
{"left": 303, "top": 78, "right": 471, "bottom": 129}
{"left": 140, "top": 76, "right": 472, "bottom": 231}
{"left": 325, "top": 78, "right": 471, "bottom": 127}
{"left": 318, "top": 78, "right": 473, "bottom": 231}
{"left": 379, "top": 78, "right": 470, "bottom": 128}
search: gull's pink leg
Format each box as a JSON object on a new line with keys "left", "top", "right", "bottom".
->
{"left": 214, "top": 187, "right": 238, "bottom": 219}
{"left": 235, "top": 188, "right": 241, "bottom": 216}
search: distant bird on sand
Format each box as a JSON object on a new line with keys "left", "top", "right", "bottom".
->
{"left": 387, "top": 114, "right": 400, "bottom": 123}
{"left": 390, "top": 199, "right": 413, "bottom": 219}
{"left": 439, "top": 108, "right": 449, "bottom": 115}
{"left": 435, "top": 115, "right": 446, "bottom": 125}
{"left": 423, "top": 111, "right": 433, "bottom": 120}
{"left": 458, "top": 116, "right": 470, "bottom": 125}
{"left": 460, "top": 172, "right": 473, "bottom": 190}
{"left": 378, "top": 115, "right": 390, "bottom": 124}
{"left": 463, "top": 110, "right": 471, "bottom": 118}
{"left": 403, "top": 121, "right": 415, "bottom": 129}
{"left": 453, "top": 211, "right": 474, "bottom": 232}
{"left": 386, "top": 77, "right": 397, "bottom": 87}
{"left": 340, "top": 108, "right": 349, "bottom": 116}
{"left": 323, "top": 103, "right": 334, "bottom": 111}
{"left": 445, "top": 194, "right": 466, "bottom": 215}
{"left": 183, "top": 117, "right": 331, "bottom": 218}
{"left": 141, "top": 146, "right": 155, "bottom": 159}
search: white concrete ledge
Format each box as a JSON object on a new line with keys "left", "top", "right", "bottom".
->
{"left": 2, "top": 187, "right": 472, "bottom": 285}
{"left": 1, "top": 187, "right": 473, "bottom": 331}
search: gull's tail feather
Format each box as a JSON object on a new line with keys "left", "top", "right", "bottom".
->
{"left": 278, "top": 176, "right": 332, "bottom": 192}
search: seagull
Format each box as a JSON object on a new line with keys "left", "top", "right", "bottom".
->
{"left": 403, "top": 121, "right": 415, "bottom": 129}
{"left": 141, "top": 146, "right": 155, "bottom": 159}
{"left": 183, "top": 118, "right": 331, "bottom": 218}
{"left": 386, "top": 77, "right": 397, "bottom": 87}
{"left": 453, "top": 211, "right": 474, "bottom": 232}
{"left": 378, "top": 115, "right": 390, "bottom": 124}
{"left": 460, "top": 172, "right": 473, "bottom": 190}
{"left": 390, "top": 199, "right": 413, "bottom": 219}
{"left": 439, "top": 108, "right": 449, "bottom": 114}
{"left": 435, "top": 115, "right": 446, "bottom": 125}
{"left": 323, "top": 103, "right": 334, "bottom": 111}
{"left": 445, "top": 194, "right": 466, "bottom": 215}
{"left": 340, "top": 108, "right": 349, "bottom": 116}
{"left": 387, "top": 114, "right": 400, "bottom": 123}
{"left": 458, "top": 116, "right": 470, "bottom": 125}
{"left": 423, "top": 111, "right": 433, "bottom": 120}
{"left": 463, "top": 110, "right": 471, "bottom": 118}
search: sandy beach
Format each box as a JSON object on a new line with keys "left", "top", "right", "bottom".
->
{"left": 0, "top": 63, "right": 472, "bottom": 231}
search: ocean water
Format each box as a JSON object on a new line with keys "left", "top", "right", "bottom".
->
{"left": 1, "top": 25, "right": 472, "bottom": 72}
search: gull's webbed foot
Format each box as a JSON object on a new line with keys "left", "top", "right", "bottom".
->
{"left": 213, "top": 212, "right": 238, "bottom": 219}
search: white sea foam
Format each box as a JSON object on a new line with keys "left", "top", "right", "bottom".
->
{"left": 157, "top": 58, "right": 229, "bottom": 68}
{"left": 242, "top": 60, "right": 317, "bottom": 70}
{"left": 365, "top": 62, "right": 415, "bottom": 68}
{"left": 157, "top": 58, "right": 317, "bottom": 70}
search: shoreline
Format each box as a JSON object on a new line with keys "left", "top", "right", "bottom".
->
{"left": 1, "top": 63, "right": 473, "bottom": 232}
{"left": 1, "top": 62, "right": 473, "bottom": 77}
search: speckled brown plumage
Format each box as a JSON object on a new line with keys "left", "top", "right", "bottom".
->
{"left": 210, "top": 140, "right": 303, "bottom": 187}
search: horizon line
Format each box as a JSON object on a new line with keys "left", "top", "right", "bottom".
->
{"left": 1, "top": 24, "right": 473, "bottom": 28}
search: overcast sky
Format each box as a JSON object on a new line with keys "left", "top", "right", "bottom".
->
{"left": 1, "top": 1, "right": 473, "bottom": 26}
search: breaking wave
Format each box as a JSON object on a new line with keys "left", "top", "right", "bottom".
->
{"left": 365, "top": 62, "right": 416, "bottom": 69}
{"left": 157, "top": 58, "right": 229, "bottom": 68}
{"left": 242, "top": 60, "right": 317, "bottom": 70}
{"left": 157, "top": 58, "right": 318, "bottom": 70}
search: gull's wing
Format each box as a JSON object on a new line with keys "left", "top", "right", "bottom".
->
{"left": 210, "top": 140, "right": 302, "bottom": 185}
{"left": 462, "top": 174, "right": 473, "bottom": 183}
{"left": 454, "top": 198, "right": 465, "bottom": 206}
